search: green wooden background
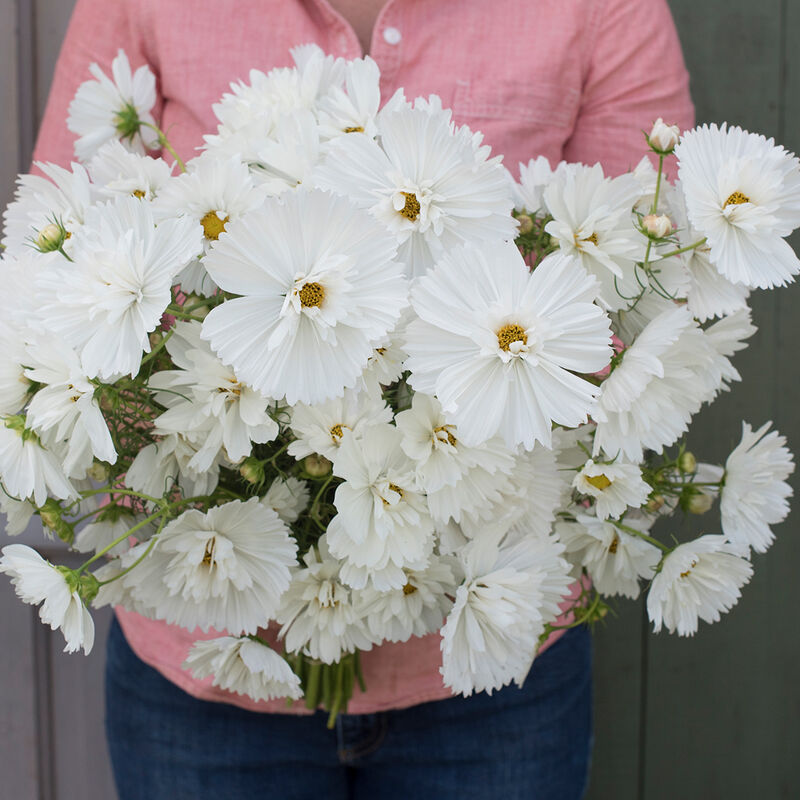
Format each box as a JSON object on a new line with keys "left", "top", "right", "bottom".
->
{"left": 1, "top": 2, "right": 798, "bottom": 798}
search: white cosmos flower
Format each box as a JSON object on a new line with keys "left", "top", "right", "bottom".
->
{"left": 406, "top": 243, "right": 611, "bottom": 450}
{"left": 276, "top": 535, "right": 376, "bottom": 663}
{"left": 396, "top": 392, "right": 515, "bottom": 493}
{"left": 125, "top": 429, "right": 224, "bottom": 499}
{"left": 149, "top": 321, "right": 279, "bottom": 468}
{"left": 184, "top": 636, "right": 302, "bottom": 702}
{"left": 205, "top": 45, "right": 343, "bottom": 162}
{"left": 200, "top": 189, "right": 407, "bottom": 405}
{"left": 0, "top": 334, "right": 31, "bottom": 416}
{"left": 262, "top": 477, "right": 310, "bottom": 524}
{"left": 36, "top": 197, "right": 202, "bottom": 380}
{"left": 287, "top": 385, "right": 393, "bottom": 461}
{"left": 327, "top": 425, "right": 435, "bottom": 590}
{"left": 720, "top": 421, "right": 794, "bottom": 554}
{"left": 544, "top": 163, "right": 645, "bottom": 310}
{"left": 67, "top": 49, "right": 157, "bottom": 162}
{"left": 647, "top": 534, "right": 752, "bottom": 636}
{"left": 24, "top": 337, "right": 116, "bottom": 477}
{"left": 210, "top": 45, "right": 342, "bottom": 136}
{"left": 556, "top": 514, "right": 661, "bottom": 599}
{"left": 88, "top": 140, "right": 173, "bottom": 202}
{"left": 0, "top": 494, "right": 35, "bottom": 536}
{"left": 676, "top": 123, "right": 800, "bottom": 289}
{"left": 514, "top": 156, "right": 557, "bottom": 215}
{"left": 670, "top": 183, "right": 750, "bottom": 322}
{"left": 249, "top": 109, "right": 322, "bottom": 193}
{"left": 594, "top": 306, "right": 743, "bottom": 461}
{"left": 317, "top": 56, "right": 381, "bottom": 140}
{"left": 357, "top": 555, "right": 457, "bottom": 643}
{"left": 0, "top": 544, "right": 95, "bottom": 654}
{"left": 0, "top": 418, "right": 76, "bottom": 505}
{"left": 2, "top": 162, "right": 95, "bottom": 257}
{"left": 440, "top": 533, "right": 572, "bottom": 696}
{"left": 124, "top": 498, "right": 297, "bottom": 634}
{"left": 154, "top": 153, "right": 267, "bottom": 295}
{"left": 357, "top": 329, "right": 408, "bottom": 393}
{"left": 314, "top": 98, "right": 516, "bottom": 278}
{"left": 573, "top": 459, "right": 651, "bottom": 520}
{"left": 460, "top": 440, "right": 569, "bottom": 541}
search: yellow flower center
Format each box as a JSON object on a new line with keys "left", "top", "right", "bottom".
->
{"left": 586, "top": 473, "right": 613, "bottom": 491}
{"left": 201, "top": 211, "right": 229, "bottom": 240}
{"left": 724, "top": 191, "right": 750, "bottom": 207}
{"left": 330, "top": 423, "right": 349, "bottom": 442}
{"left": 433, "top": 425, "right": 457, "bottom": 447}
{"left": 575, "top": 232, "right": 599, "bottom": 250}
{"left": 382, "top": 483, "right": 405, "bottom": 506}
{"left": 299, "top": 282, "right": 325, "bottom": 308}
{"left": 680, "top": 559, "right": 698, "bottom": 579}
{"left": 496, "top": 323, "right": 528, "bottom": 352}
{"left": 402, "top": 582, "right": 418, "bottom": 596}
{"left": 399, "top": 192, "right": 421, "bottom": 221}
{"left": 344, "top": 126, "right": 364, "bottom": 133}
{"left": 132, "top": 189, "right": 146, "bottom": 199}
{"left": 202, "top": 538, "right": 216, "bottom": 566}
{"left": 608, "top": 534, "right": 619, "bottom": 555}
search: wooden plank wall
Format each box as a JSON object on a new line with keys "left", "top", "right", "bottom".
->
{"left": 0, "top": 2, "right": 798, "bottom": 798}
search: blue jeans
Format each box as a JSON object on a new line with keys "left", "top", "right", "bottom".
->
{"left": 105, "top": 618, "right": 592, "bottom": 800}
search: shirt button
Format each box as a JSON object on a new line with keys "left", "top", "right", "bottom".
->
{"left": 382, "top": 27, "right": 402, "bottom": 45}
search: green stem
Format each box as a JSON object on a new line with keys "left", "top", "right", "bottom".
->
{"left": 140, "top": 328, "right": 175, "bottom": 367}
{"left": 613, "top": 520, "right": 671, "bottom": 553}
{"left": 96, "top": 517, "right": 166, "bottom": 585}
{"left": 650, "top": 237, "right": 708, "bottom": 262}
{"left": 140, "top": 121, "right": 186, "bottom": 173}
{"left": 77, "top": 507, "right": 166, "bottom": 571}
{"left": 650, "top": 154, "right": 665, "bottom": 216}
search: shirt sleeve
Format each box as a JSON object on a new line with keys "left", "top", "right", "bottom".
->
{"left": 563, "top": 0, "right": 695, "bottom": 177}
{"left": 31, "top": 0, "right": 160, "bottom": 168}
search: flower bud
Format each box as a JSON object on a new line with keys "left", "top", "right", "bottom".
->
{"left": 642, "top": 214, "right": 673, "bottom": 239}
{"left": 648, "top": 118, "right": 680, "bottom": 153}
{"left": 687, "top": 492, "right": 714, "bottom": 514}
{"left": 304, "top": 454, "right": 332, "bottom": 477}
{"left": 182, "top": 294, "right": 211, "bottom": 320}
{"left": 516, "top": 213, "right": 534, "bottom": 235}
{"left": 645, "top": 494, "right": 665, "bottom": 513}
{"left": 239, "top": 457, "right": 265, "bottom": 485}
{"left": 36, "top": 223, "right": 66, "bottom": 252}
{"left": 678, "top": 451, "right": 697, "bottom": 474}
{"left": 87, "top": 462, "right": 110, "bottom": 482}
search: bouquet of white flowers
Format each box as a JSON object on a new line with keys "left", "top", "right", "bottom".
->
{"left": 0, "top": 46, "right": 795, "bottom": 724}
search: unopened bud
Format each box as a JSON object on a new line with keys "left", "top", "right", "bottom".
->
{"left": 36, "top": 223, "right": 66, "bottom": 252}
{"left": 516, "top": 213, "right": 534, "bottom": 235}
{"left": 687, "top": 491, "right": 714, "bottom": 514}
{"left": 648, "top": 118, "right": 680, "bottom": 153}
{"left": 678, "top": 451, "right": 697, "bottom": 474}
{"left": 239, "top": 457, "right": 265, "bottom": 485}
{"left": 645, "top": 494, "right": 665, "bottom": 513}
{"left": 304, "top": 454, "right": 332, "bottom": 477}
{"left": 39, "top": 499, "right": 75, "bottom": 544}
{"left": 39, "top": 499, "right": 62, "bottom": 531}
{"left": 182, "top": 294, "right": 211, "bottom": 320}
{"left": 87, "top": 462, "right": 110, "bottom": 482}
{"left": 642, "top": 214, "right": 673, "bottom": 239}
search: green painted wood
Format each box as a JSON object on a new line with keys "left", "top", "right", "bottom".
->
{"left": 0, "top": 0, "right": 20, "bottom": 210}
{"left": 34, "top": 0, "right": 76, "bottom": 128}
{"left": 584, "top": 598, "right": 646, "bottom": 800}
{"left": 640, "top": 3, "right": 800, "bottom": 798}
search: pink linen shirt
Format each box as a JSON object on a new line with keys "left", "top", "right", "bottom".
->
{"left": 33, "top": 0, "right": 693, "bottom": 714}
